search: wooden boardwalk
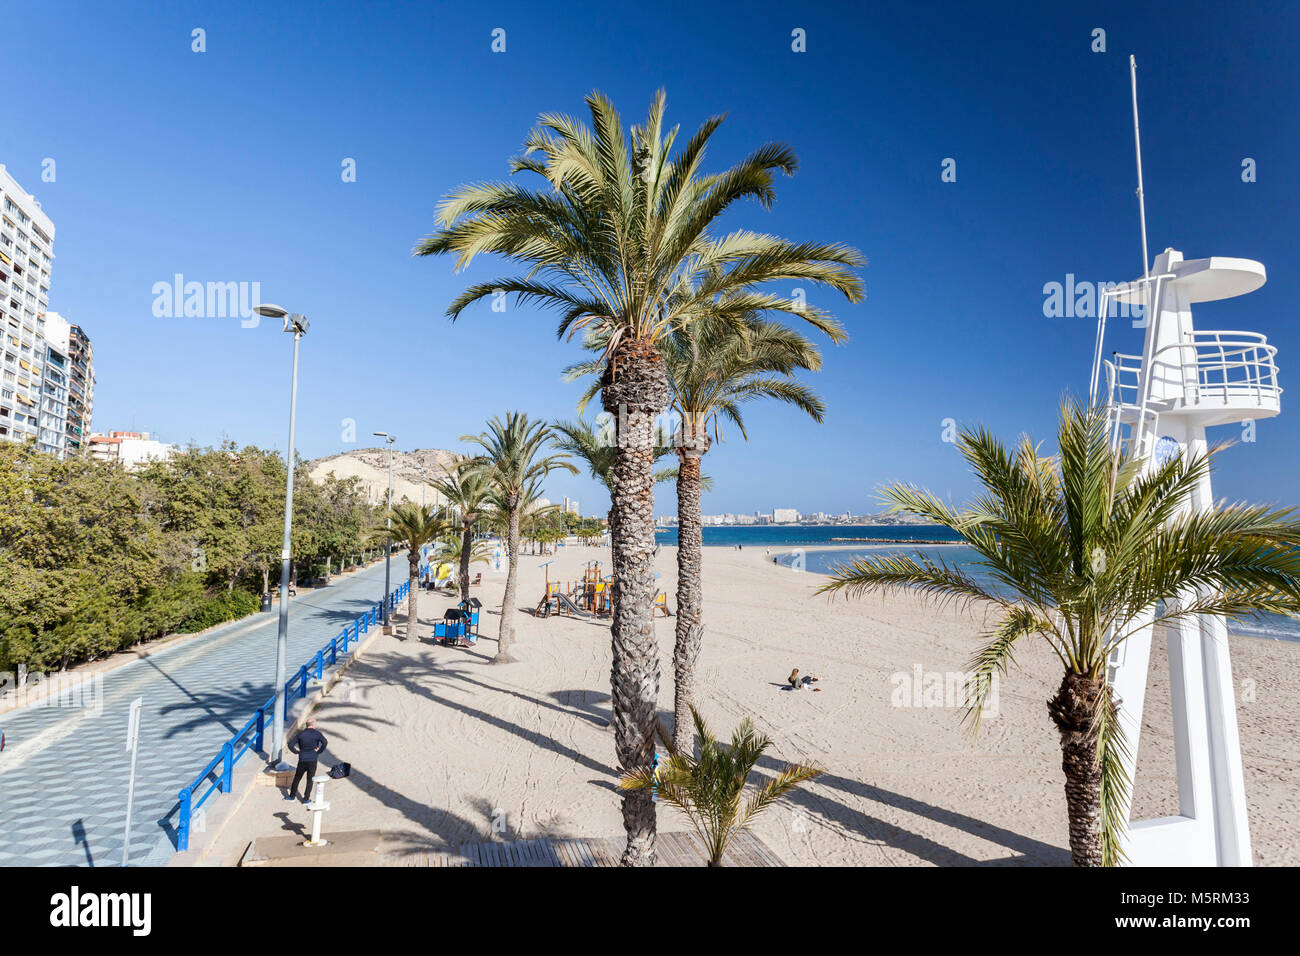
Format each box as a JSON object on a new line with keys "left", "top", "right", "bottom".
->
{"left": 393, "top": 829, "right": 784, "bottom": 867}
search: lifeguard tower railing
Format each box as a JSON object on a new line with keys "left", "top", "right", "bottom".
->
{"left": 173, "top": 564, "right": 427, "bottom": 853}
{"left": 1104, "top": 330, "right": 1281, "bottom": 415}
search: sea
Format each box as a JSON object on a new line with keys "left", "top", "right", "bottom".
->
{"left": 653, "top": 524, "right": 1300, "bottom": 643}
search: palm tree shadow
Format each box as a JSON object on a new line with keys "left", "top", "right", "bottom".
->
{"left": 754, "top": 754, "right": 1067, "bottom": 866}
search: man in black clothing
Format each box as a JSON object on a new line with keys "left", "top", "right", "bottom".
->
{"left": 286, "top": 718, "right": 328, "bottom": 802}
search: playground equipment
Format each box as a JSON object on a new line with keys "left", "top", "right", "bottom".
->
{"left": 435, "top": 596, "right": 483, "bottom": 647}
{"left": 653, "top": 591, "right": 672, "bottom": 617}
{"left": 532, "top": 560, "right": 616, "bottom": 618}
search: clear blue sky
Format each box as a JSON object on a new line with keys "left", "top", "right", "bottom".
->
{"left": 5, "top": 0, "right": 1298, "bottom": 517}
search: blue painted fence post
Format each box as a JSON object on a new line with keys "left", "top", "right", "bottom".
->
{"left": 178, "top": 787, "right": 192, "bottom": 851}
{"left": 254, "top": 707, "right": 265, "bottom": 752}
{"left": 219, "top": 742, "right": 234, "bottom": 792}
{"left": 314, "top": 650, "right": 323, "bottom": 679}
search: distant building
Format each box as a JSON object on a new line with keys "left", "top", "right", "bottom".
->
{"left": 41, "top": 312, "right": 94, "bottom": 459}
{"left": 87, "top": 430, "right": 175, "bottom": 469}
{"left": 772, "top": 508, "right": 800, "bottom": 524}
{"left": 0, "top": 165, "right": 57, "bottom": 452}
{"left": 562, "top": 496, "right": 580, "bottom": 516}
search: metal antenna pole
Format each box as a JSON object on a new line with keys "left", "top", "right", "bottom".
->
{"left": 1130, "top": 55, "right": 1151, "bottom": 282}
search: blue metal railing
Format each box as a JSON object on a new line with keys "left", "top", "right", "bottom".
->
{"left": 174, "top": 566, "right": 427, "bottom": 851}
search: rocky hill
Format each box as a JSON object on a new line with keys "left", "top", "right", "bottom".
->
{"left": 307, "top": 447, "right": 460, "bottom": 508}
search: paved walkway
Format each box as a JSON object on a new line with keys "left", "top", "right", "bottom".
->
{"left": 0, "top": 561, "right": 397, "bottom": 867}
{"left": 408, "top": 829, "right": 785, "bottom": 867}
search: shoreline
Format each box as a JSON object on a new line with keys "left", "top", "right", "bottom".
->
{"left": 762, "top": 545, "right": 1300, "bottom": 645}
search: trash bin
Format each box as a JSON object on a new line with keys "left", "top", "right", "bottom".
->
{"left": 260, "top": 592, "right": 273, "bottom": 612}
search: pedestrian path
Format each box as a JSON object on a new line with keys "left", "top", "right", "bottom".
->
{"left": 0, "top": 563, "right": 395, "bottom": 867}
{"left": 398, "top": 830, "right": 785, "bottom": 867}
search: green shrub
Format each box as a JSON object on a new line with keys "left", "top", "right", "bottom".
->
{"left": 176, "top": 588, "right": 260, "bottom": 633}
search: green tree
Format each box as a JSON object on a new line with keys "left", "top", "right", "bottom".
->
{"left": 659, "top": 314, "right": 827, "bottom": 753}
{"left": 429, "top": 460, "right": 493, "bottom": 602}
{"left": 416, "top": 90, "right": 862, "bottom": 864}
{"left": 620, "top": 706, "right": 822, "bottom": 866}
{"left": 462, "top": 413, "right": 574, "bottom": 662}
{"left": 373, "top": 503, "right": 449, "bottom": 641}
{"left": 821, "top": 402, "right": 1300, "bottom": 865}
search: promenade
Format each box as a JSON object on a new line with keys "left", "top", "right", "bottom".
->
{"left": 0, "top": 561, "right": 394, "bottom": 867}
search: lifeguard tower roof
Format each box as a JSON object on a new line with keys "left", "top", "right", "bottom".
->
{"left": 1114, "top": 251, "right": 1266, "bottom": 304}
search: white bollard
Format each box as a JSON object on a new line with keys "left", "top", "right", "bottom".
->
{"left": 303, "top": 773, "right": 331, "bottom": 847}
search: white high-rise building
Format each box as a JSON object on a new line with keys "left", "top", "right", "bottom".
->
{"left": 0, "top": 165, "right": 56, "bottom": 452}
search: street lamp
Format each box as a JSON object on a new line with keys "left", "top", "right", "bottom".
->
{"left": 373, "top": 431, "right": 396, "bottom": 629}
{"left": 256, "top": 302, "right": 309, "bottom": 771}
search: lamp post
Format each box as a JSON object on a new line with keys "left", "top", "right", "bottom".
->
{"left": 373, "top": 431, "right": 395, "bottom": 629}
{"left": 256, "top": 303, "right": 309, "bottom": 771}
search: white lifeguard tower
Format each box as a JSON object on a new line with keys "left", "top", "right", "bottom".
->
{"left": 1086, "top": 59, "right": 1282, "bottom": 867}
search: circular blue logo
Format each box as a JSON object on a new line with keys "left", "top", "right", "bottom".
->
{"left": 1153, "top": 436, "right": 1181, "bottom": 467}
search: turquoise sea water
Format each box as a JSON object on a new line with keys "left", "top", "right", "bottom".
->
{"left": 653, "top": 526, "right": 1300, "bottom": 643}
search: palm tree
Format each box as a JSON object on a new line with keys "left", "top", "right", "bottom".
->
{"left": 461, "top": 413, "right": 575, "bottom": 663}
{"left": 416, "top": 90, "right": 863, "bottom": 865}
{"left": 620, "top": 706, "right": 822, "bottom": 866}
{"left": 434, "top": 533, "right": 492, "bottom": 584}
{"left": 551, "top": 417, "right": 681, "bottom": 546}
{"left": 430, "top": 461, "right": 493, "bottom": 602}
{"left": 373, "top": 503, "right": 449, "bottom": 641}
{"left": 659, "top": 315, "right": 827, "bottom": 754}
{"left": 820, "top": 401, "right": 1300, "bottom": 865}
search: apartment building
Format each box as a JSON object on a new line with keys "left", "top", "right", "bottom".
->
{"left": 0, "top": 165, "right": 56, "bottom": 450}
{"left": 0, "top": 165, "right": 95, "bottom": 459}
{"left": 45, "top": 311, "right": 94, "bottom": 455}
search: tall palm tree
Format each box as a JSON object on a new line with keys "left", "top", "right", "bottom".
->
{"left": 462, "top": 413, "right": 574, "bottom": 664}
{"left": 416, "top": 90, "right": 863, "bottom": 865}
{"left": 373, "top": 503, "right": 449, "bottom": 641}
{"left": 620, "top": 706, "right": 822, "bottom": 866}
{"left": 659, "top": 315, "right": 827, "bottom": 754}
{"left": 430, "top": 461, "right": 493, "bottom": 602}
{"left": 821, "top": 402, "right": 1300, "bottom": 865}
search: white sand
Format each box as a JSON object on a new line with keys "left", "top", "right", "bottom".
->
{"left": 202, "top": 544, "right": 1299, "bottom": 866}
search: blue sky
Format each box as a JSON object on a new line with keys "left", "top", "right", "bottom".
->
{"left": 5, "top": 0, "right": 1298, "bottom": 516}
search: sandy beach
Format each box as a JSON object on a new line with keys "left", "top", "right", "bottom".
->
{"left": 200, "top": 543, "right": 1300, "bottom": 866}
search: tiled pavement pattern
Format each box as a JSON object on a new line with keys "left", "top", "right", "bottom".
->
{"left": 0, "top": 562, "right": 398, "bottom": 867}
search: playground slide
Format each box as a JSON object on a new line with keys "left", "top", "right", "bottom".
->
{"left": 554, "top": 593, "right": 589, "bottom": 616}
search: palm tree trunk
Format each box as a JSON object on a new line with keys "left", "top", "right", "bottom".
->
{"left": 407, "top": 552, "right": 420, "bottom": 641}
{"left": 1049, "top": 671, "right": 1107, "bottom": 866}
{"left": 602, "top": 339, "right": 671, "bottom": 867}
{"left": 495, "top": 500, "right": 521, "bottom": 663}
{"left": 459, "top": 518, "right": 473, "bottom": 602}
{"left": 672, "top": 447, "right": 706, "bottom": 755}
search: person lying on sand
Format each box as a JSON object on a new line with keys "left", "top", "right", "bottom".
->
{"left": 787, "top": 668, "right": 822, "bottom": 691}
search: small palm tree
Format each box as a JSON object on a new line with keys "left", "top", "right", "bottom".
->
{"left": 373, "top": 503, "right": 449, "bottom": 641}
{"left": 430, "top": 461, "right": 493, "bottom": 602}
{"left": 821, "top": 401, "right": 1300, "bottom": 865}
{"left": 434, "top": 533, "right": 492, "bottom": 585}
{"left": 620, "top": 706, "right": 822, "bottom": 866}
{"left": 462, "top": 413, "right": 575, "bottom": 663}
